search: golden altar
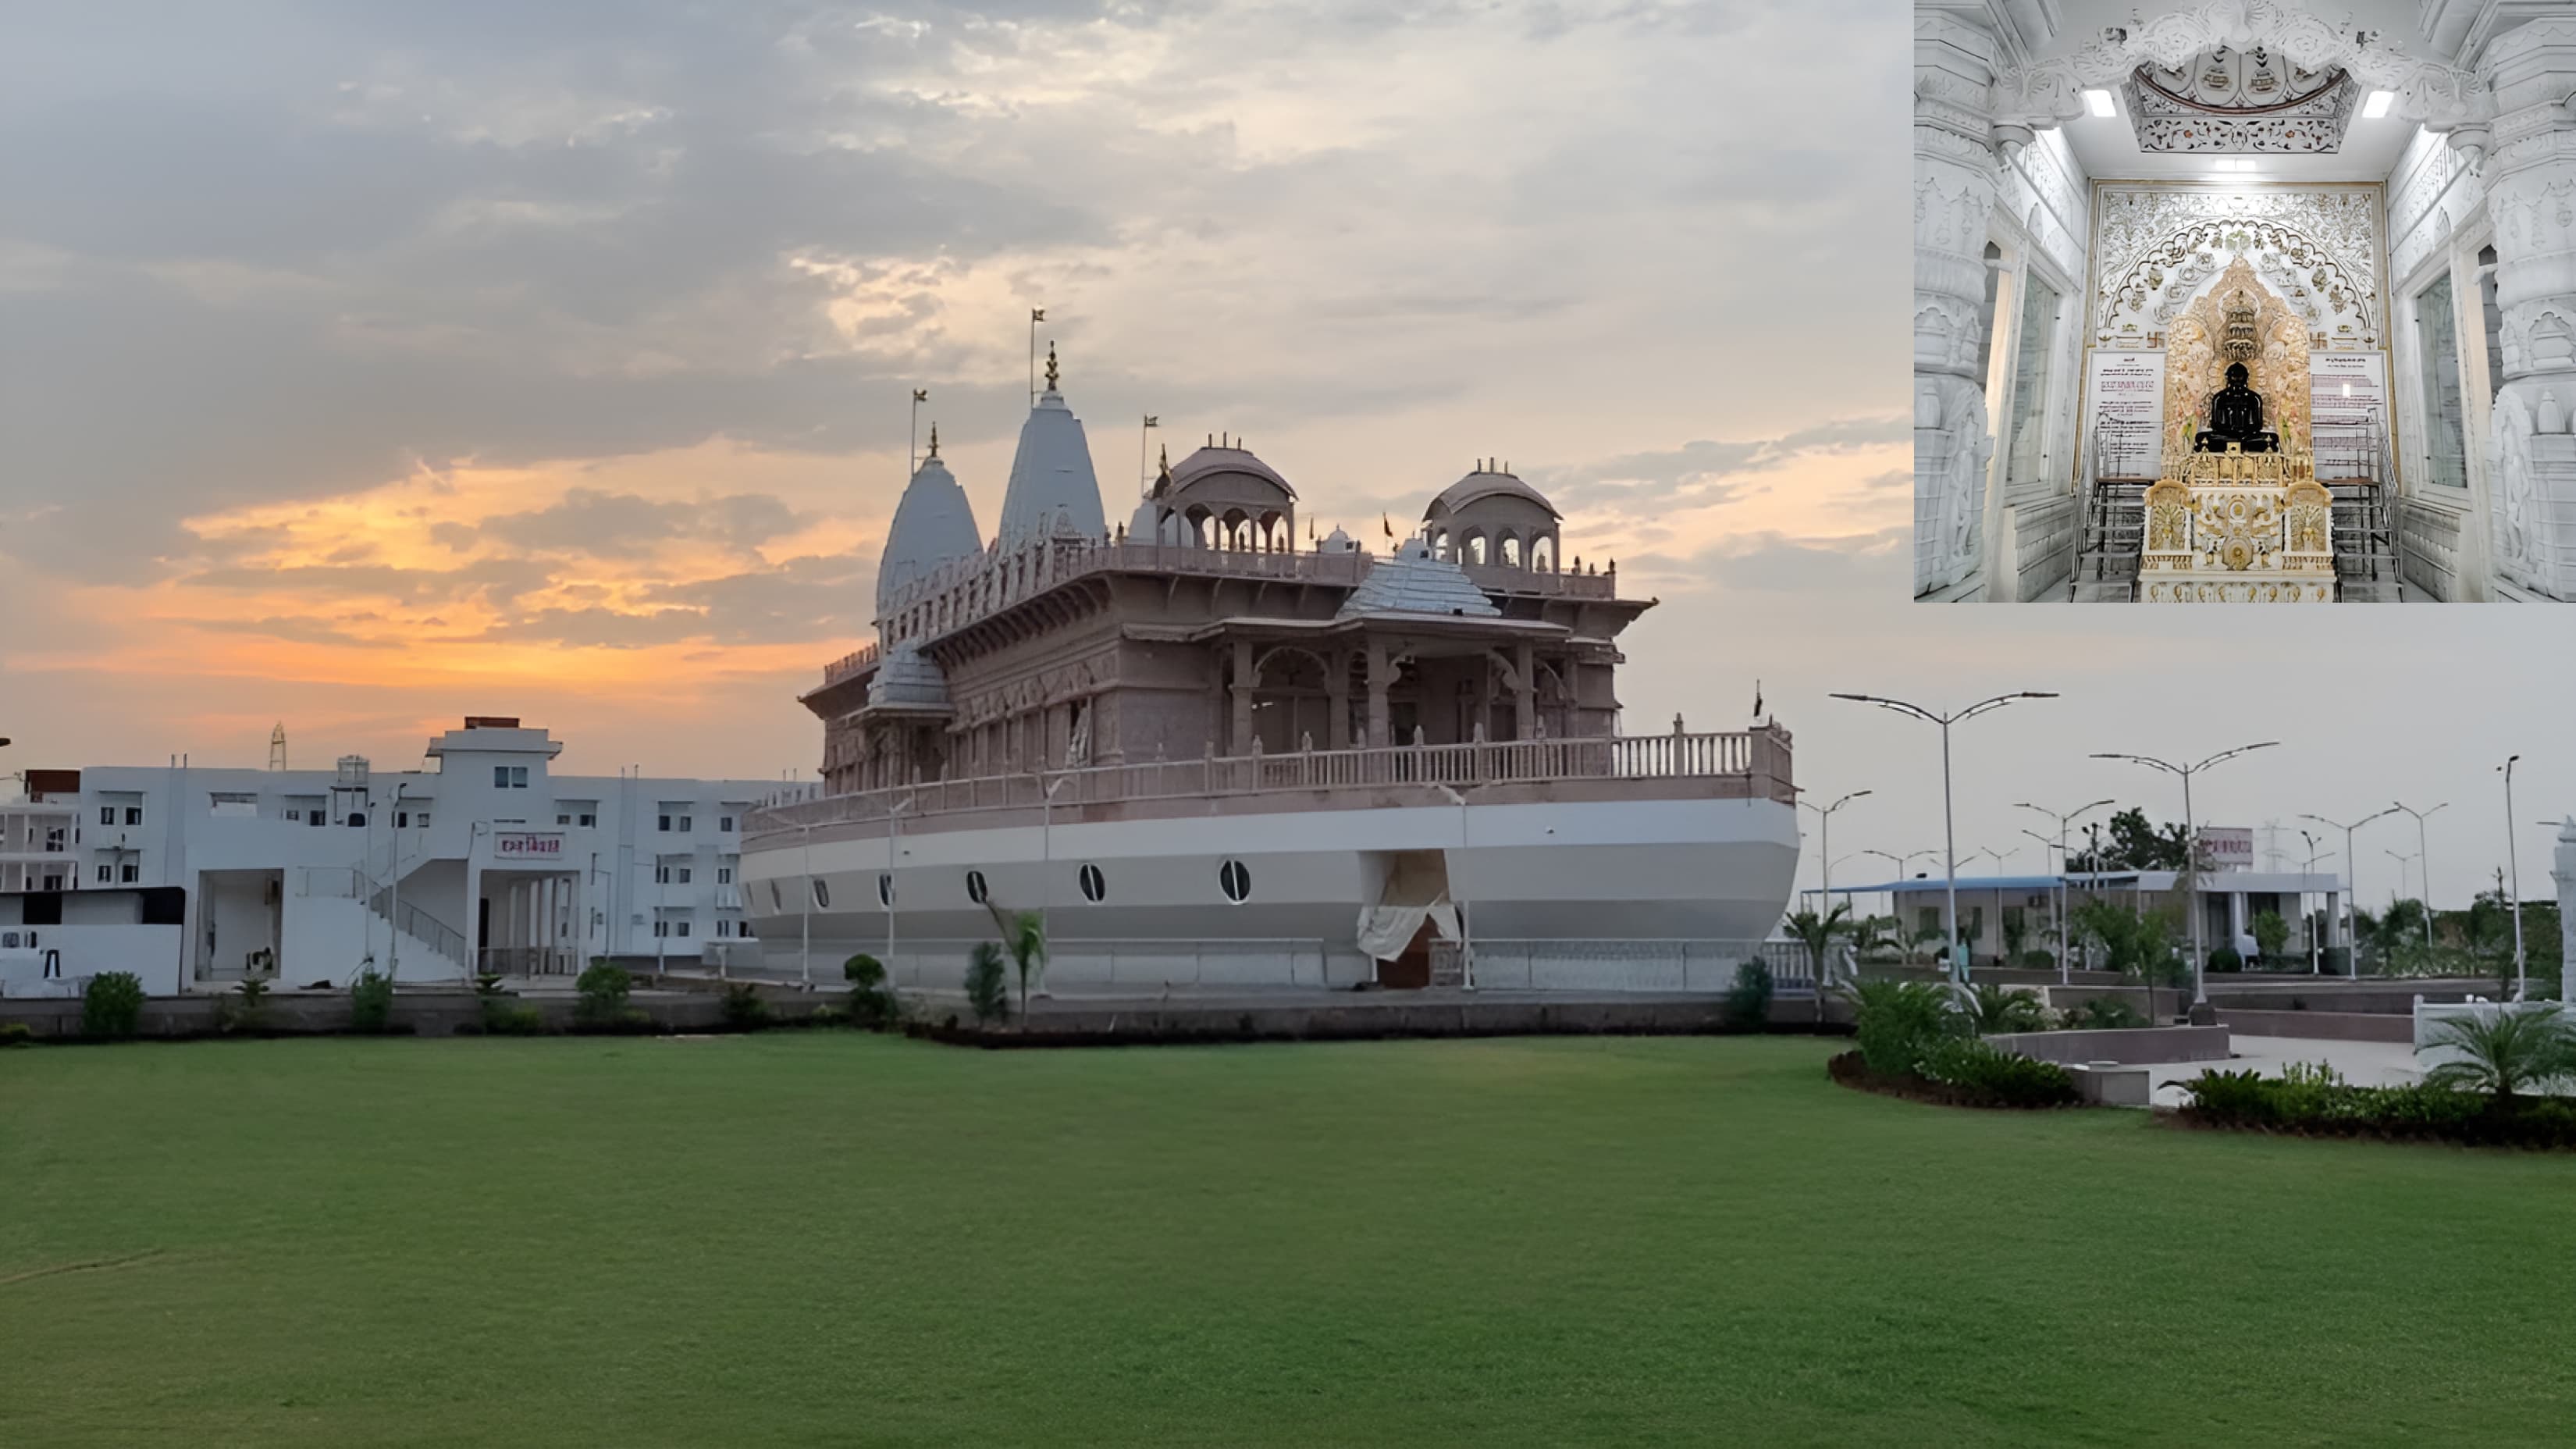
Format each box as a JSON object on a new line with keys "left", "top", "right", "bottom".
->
{"left": 2139, "top": 445, "right": 2335, "bottom": 603}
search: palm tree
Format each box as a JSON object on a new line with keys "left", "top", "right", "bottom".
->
{"left": 1784, "top": 903, "right": 1852, "bottom": 998}
{"left": 996, "top": 908, "right": 1048, "bottom": 1018}
{"left": 2421, "top": 1009, "right": 2576, "bottom": 1103}
{"left": 1961, "top": 981, "right": 2045, "bottom": 1034}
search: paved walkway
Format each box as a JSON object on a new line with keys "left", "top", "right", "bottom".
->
{"left": 2137, "top": 1034, "right": 2423, "bottom": 1109}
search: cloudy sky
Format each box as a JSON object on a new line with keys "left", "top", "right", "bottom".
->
{"left": 2, "top": 1, "right": 2568, "bottom": 913}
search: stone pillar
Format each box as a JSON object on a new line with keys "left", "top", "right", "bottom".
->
{"left": 1913, "top": 8, "right": 2007, "bottom": 596}
{"left": 1229, "top": 638, "right": 1256, "bottom": 755}
{"left": 1364, "top": 641, "right": 1393, "bottom": 748}
{"left": 1512, "top": 642, "right": 1535, "bottom": 741}
{"left": 2482, "top": 18, "right": 2576, "bottom": 600}
{"left": 1325, "top": 649, "right": 1350, "bottom": 750}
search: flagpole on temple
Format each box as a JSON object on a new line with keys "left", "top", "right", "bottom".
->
{"left": 909, "top": 388, "right": 928, "bottom": 475}
{"left": 1029, "top": 308, "right": 1045, "bottom": 404}
{"left": 1139, "top": 415, "right": 1158, "bottom": 497}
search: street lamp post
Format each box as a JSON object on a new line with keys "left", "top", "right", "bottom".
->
{"left": 1799, "top": 789, "right": 1873, "bottom": 927}
{"left": 885, "top": 792, "right": 915, "bottom": 984}
{"left": 2389, "top": 800, "right": 2447, "bottom": 946}
{"left": 2500, "top": 757, "right": 2526, "bottom": 1001}
{"left": 2297, "top": 829, "right": 2329, "bottom": 975}
{"left": 2385, "top": 850, "right": 2418, "bottom": 919}
{"left": 1859, "top": 848, "right": 1938, "bottom": 946}
{"left": 2302, "top": 808, "right": 2396, "bottom": 978}
{"left": 1430, "top": 782, "right": 1486, "bottom": 989}
{"left": 2091, "top": 741, "right": 2279, "bottom": 1013}
{"left": 2017, "top": 798, "right": 2115, "bottom": 986}
{"left": 1832, "top": 691, "right": 2058, "bottom": 983}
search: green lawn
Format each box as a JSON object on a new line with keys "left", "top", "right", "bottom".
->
{"left": 5, "top": 1033, "right": 2574, "bottom": 1447}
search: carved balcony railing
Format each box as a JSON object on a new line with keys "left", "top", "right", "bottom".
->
{"left": 745, "top": 727, "right": 1793, "bottom": 842}
{"left": 820, "top": 536, "right": 1622, "bottom": 687}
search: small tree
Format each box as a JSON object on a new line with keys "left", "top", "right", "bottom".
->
{"left": 963, "top": 942, "right": 1008, "bottom": 1024}
{"left": 843, "top": 953, "right": 898, "bottom": 1031}
{"left": 1721, "top": 961, "right": 1774, "bottom": 1031}
{"left": 574, "top": 962, "right": 632, "bottom": 1025}
{"left": 990, "top": 908, "right": 1048, "bottom": 1018}
{"left": 2421, "top": 1009, "right": 2576, "bottom": 1104}
{"left": 2251, "top": 910, "right": 2289, "bottom": 968}
{"left": 1784, "top": 904, "right": 1851, "bottom": 993}
{"left": 349, "top": 968, "right": 395, "bottom": 1033}
{"left": 82, "top": 971, "right": 146, "bottom": 1040}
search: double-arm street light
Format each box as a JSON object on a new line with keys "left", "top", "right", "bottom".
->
{"left": 1799, "top": 789, "right": 1873, "bottom": 923}
{"left": 2018, "top": 797, "right": 2116, "bottom": 983}
{"left": 2385, "top": 849, "right": 2419, "bottom": 910}
{"left": 2388, "top": 799, "right": 2447, "bottom": 945}
{"left": 2500, "top": 757, "right": 2527, "bottom": 1001}
{"left": 1832, "top": 691, "right": 2057, "bottom": 982}
{"left": 2297, "top": 828, "right": 2329, "bottom": 975}
{"left": 2090, "top": 741, "right": 2278, "bottom": 1010}
{"left": 2301, "top": 807, "right": 2397, "bottom": 977}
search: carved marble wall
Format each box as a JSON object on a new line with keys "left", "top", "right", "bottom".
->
{"left": 1914, "top": 7, "right": 2006, "bottom": 597}
{"left": 2090, "top": 184, "right": 2383, "bottom": 351}
{"left": 2478, "top": 16, "right": 2576, "bottom": 600}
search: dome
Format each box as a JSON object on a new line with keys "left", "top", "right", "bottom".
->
{"left": 996, "top": 347, "right": 1108, "bottom": 546}
{"left": 867, "top": 643, "right": 952, "bottom": 711}
{"left": 1165, "top": 443, "right": 1296, "bottom": 500}
{"left": 1336, "top": 536, "right": 1501, "bottom": 620}
{"left": 877, "top": 448, "right": 983, "bottom": 614}
{"left": 1425, "top": 465, "right": 1558, "bottom": 521}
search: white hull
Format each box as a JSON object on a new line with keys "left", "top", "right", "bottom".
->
{"left": 738, "top": 795, "right": 1799, "bottom": 991}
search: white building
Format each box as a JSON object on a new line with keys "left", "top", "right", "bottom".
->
{"left": 0, "top": 717, "right": 782, "bottom": 995}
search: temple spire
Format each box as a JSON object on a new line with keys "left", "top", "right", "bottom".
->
{"left": 926, "top": 422, "right": 940, "bottom": 459}
{"left": 1044, "top": 342, "right": 1059, "bottom": 393}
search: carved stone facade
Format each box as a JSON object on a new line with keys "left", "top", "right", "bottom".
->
{"left": 2090, "top": 184, "right": 2382, "bottom": 351}
{"left": 1915, "top": 7, "right": 2009, "bottom": 596}
{"left": 2479, "top": 16, "right": 2576, "bottom": 599}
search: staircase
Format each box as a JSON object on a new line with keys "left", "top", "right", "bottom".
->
{"left": 365, "top": 878, "right": 471, "bottom": 980}
{"left": 2071, "top": 480, "right": 2147, "bottom": 601}
{"left": 2328, "top": 482, "right": 2403, "bottom": 601}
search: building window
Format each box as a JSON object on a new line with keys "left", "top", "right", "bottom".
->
{"left": 1219, "top": 859, "right": 1251, "bottom": 903}
{"left": 655, "top": 865, "right": 692, "bottom": 885}
{"left": 812, "top": 879, "right": 829, "bottom": 907}
{"left": 717, "top": 919, "right": 733, "bottom": 938}
{"left": 2415, "top": 272, "right": 2468, "bottom": 489}
{"left": 557, "top": 814, "right": 571, "bottom": 826}
{"left": 674, "top": 920, "right": 691, "bottom": 938}
{"left": 125, "top": 806, "right": 143, "bottom": 826}
{"left": 308, "top": 813, "right": 325, "bottom": 828}
{"left": 99, "top": 806, "right": 114, "bottom": 826}
{"left": 396, "top": 812, "right": 409, "bottom": 828}
{"left": 579, "top": 814, "right": 596, "bottom": 828}
{"left": 741, "top": 921, "right": 756, "bottom": 939}
{"left": 121, "top": 863, "right": 139, "bottom": 884}
{"left": 659, "top": 814, "right": 672, "bottom": 831}
{"left": 770, "top": 881, "right": 783, "bottom": 911}
{"left": 966, "top": 870, "right": 988, "bottom": 904}
{"left": 653, "top": 920, "right": 669, "bottom": 938}
{"left": 97, "top": 863, "right": 112, "bottom": 883}
{"left": 1079, "top": 863, "right": 1105, "bottom": 903}
{"left": 717, "top": 866, "right": 733, "bottom": 885}
{"left": 346, "top": 812, "right": 366, "bottom": 828}
{"left": 720, "top": 815, "right": 735, "bottom": 832}
{"left": 492, "top": 765, "right": 528, "bottom": 789}
{"left": 878, "top": 873, "right": 894, "bottom": 906}
{"left": 678, "top": 815, "right": 693, "bottom": 832}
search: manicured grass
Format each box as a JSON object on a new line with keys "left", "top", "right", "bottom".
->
{"left": 5, "top": 1033, "right": 2574, "bottom": 1447}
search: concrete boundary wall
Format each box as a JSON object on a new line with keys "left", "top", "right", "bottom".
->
{"left": 1986, "top": 1025, "right": 2230, "bottom": 1066}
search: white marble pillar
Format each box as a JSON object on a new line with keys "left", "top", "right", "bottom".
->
{"left": 2481, "top": 17, "right": 2576, "bottom": 599}
{"left": 1913, "top": 9, "right": 2008, "bottom": 596}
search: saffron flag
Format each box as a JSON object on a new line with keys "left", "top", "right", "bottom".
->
{"left": 912, "top": 388, "right": 927, "bottom": 402}
{"left": 1382, "top": 514, "right": 1393, "bottom": 539}
{"left": 1031, "top": 308, "right": 1045, "bottom": 322}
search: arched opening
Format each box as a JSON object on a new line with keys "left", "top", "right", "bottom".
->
{"left": 1461, "top": 529, "right": 1488, "bottom": 565}
{"left": 1498, "top": 532, "right": 1523, "bottom": 567}
{"left": 1532, "top": 535, "right": 1556, "bottom": 571}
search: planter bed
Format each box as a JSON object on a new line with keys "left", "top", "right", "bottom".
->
{"left": 1826, "top": 1049, "right": 2083, "bottom": 1110}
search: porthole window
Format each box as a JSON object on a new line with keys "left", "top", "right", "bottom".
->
{"left": 878, "top": 873, "right": 895, "bottom": 906}
{"left": 1219, "top": 859, "right": 1251, "bottom": 903}
{"left": 770, "top": 881, "right": 782, "bottom": 912}
{"left": 1078, "top": 863, "right": 1105, "bottom": 903}
{"left": 812, "top": 878, "right": 830, "bottom": 908}
{"left": 966, "top": 870, "right": 988, "bottom": 904}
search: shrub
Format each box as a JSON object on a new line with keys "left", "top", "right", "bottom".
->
{"left": 82, "top": 971, "right": 146, "bottom": 1039}
{"left": 721, "top": 984, "right": 769, "bottom": 1031}
{"left": 2179, "top": 1068, "right": 2279, "bottom": 1124}
{"left": 1964, "top": 981, "right": 2045, "bottom": 1034}
{"left": 484, "top": 1004, "right": 546, "bottom": 1035}
{"left": 2421, "top": 1007, "right": 2576, "bottom": 1102}
{"left": 2207, "top": 945, "right": 2244, "bottom": 973}
{"left": 1917, "top": 1037, "right": 2081, "bottom": 1106}
{"left": 0, "top": 1020, "right": 35, "bottom": 1047}
{"left": 1720, "top": 961, "right": 1773, "bottom": 1031}
{"left": 2065, "top": 996, "right": 2146, "bottom": 1031}
{"left": 1845, "top": 979, "right": 1961, "bottom": 1076}
{"left": 349, "top": 970, "right": 395, "bottom": 1033}
{"left": 845, "top": 954, "right": 901, "bottom": 1031}
{"left": 575, "top": 963, "right": 632, "bottom": 1024}
{"left": 964, "top": 942, "right": 1009, "bottom": 1024}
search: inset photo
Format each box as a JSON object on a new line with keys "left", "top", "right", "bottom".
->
{"left": 1914, "top": 0, "right": 2574, "bottom": 602}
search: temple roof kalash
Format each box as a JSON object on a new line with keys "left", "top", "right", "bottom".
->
{"left": 995, "top": 344, "right": 1108, "bottom": 546}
